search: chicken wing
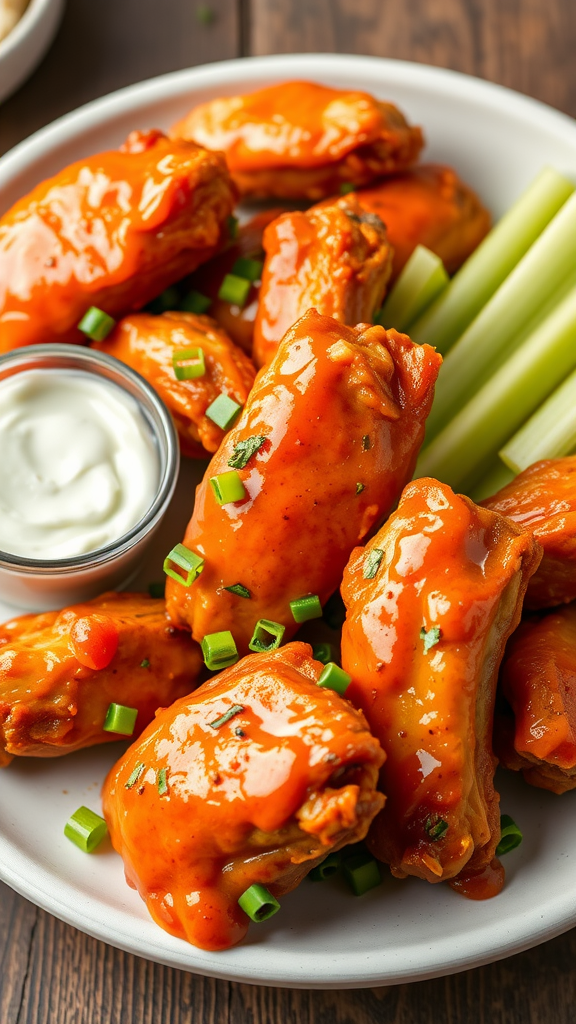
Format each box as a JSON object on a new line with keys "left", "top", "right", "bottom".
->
{"left": 496, "top": 604, "right": 576, "bottom": 794}
{"left": 0, "top": 592, "right": 202, "bottom": 765}
{"left": 340, "top": 478, "right": 541, "bottom": 898}
{"left": 0, "top": 129, "right": 236, "bottom": 352}
{"left": 95, "top": 311, "right": 256, "bottom": 457}
{"left": 171, "top": 80, "right": 423, "bottom": 201}
{"left": 102, "top": 641, "right": 384, "bottom": 951}
{"left": 253, "top": 195, "right": 393, "bottom": 367}
{"left": 482, "top": 457, "right": 576, "bottom": 608}
{"left": 356, "top": 164, "right": 491, "bottom": 280}
{"left": 165, "top": 309, "right": 441, "bottom": 654}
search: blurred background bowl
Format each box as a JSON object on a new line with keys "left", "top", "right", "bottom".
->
{"left": 0, "top": 0, "right": 64, "bottom": 104}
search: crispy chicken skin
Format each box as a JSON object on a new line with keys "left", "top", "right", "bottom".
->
{"left": 341, "top": 478, "right": 542, "bottom": 898}
{"left": 0, "top": 593, "right": 202, "bottom": 766}
{"left": 95, "top": 311, "right": 256, "bottom": 457}
{"left": 482, "top": 458, "right": 576, "bottom": 609}
{"left": 0, "top": 129, "right": 236, "bottom": 352}
{"left": 496, "top": 605, "right": 576, "bottom": 794}
{"left": 102, "top": 641, "right": 385, "bottom": 951}
{"left": 166, "top": 309, "right": 441, "bottom": 653}
{"left": 356, "top": 164, "right": 491, "bottom": 281}
{"left": 171, "top": 80, "right": 424, "bottom": 201}
{"left": 253, "top": 195, "right": 393, "bottom": 367}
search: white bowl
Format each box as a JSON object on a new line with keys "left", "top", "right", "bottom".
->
{"left": 0, "top": 0, "right": 64, "bottom": 104}
{"left": 1, "top": 54, "right": 576, "bottom": 990}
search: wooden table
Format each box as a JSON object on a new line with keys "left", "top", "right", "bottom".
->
{"left": 2, "top": 1, "right": 576, "bottom": 1020}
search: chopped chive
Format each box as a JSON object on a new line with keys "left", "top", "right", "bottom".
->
{"left": 323, "top": 590, "right": 346, "bottom": 630}
{"left": 163, "top": 544, "right": 204, "bottom": 587}
{"left": 218, "top": 273, "right": 251, "bottom": 307}
{"left": 496, "top": 814, "right": 523, "bottom": 856}
{"left": 312, "top": 642, "right": 336, "bottom": 665}
{"left": 228, "top": 435, "right": 266, "bottom": 469}
{"left": 103, "top": 703, "right": 138, "bottom": 736}
{"left": 248, "top": 619, "right": 285, "bottom": 653}
{"left": 64, "top": 806, "right": 108, "bottom": 853}
{"left": 209, "top": 704, "right": 244, "bottom": 729}
{"left": 308, "top": 852, "right": 340, "bottom": 881}
{"left": 420, "top": 626, "right": 442, "bottom": 653}
{"left": 363, "top": 548, "right": 384, "bottom": 580}
{"left": 157, "top": 767, "right": 168, "bottom": 796}
{"left": 425, "top": 816, "right": 448, "bottom": 840}
{"left": 205, "top": 393, "right": 242, "bottom": 430}
{"left": 148, "top": 581, "right": 165, "bottom": 599}
{"left": 362, "top": 434, "right": 370, "bottom": 451}
{"left": 209, "top": 470, "right": 246, "bottom": 505}
{"left": 224, "top": 582, "right": 251, "bottom": 599}
{"left": 78, "top": 306, "right": 116, "bottom": 341}
{"left": 140, "top": 659, "right": 150, "bottom": 669}
{"left": 356, "top": 482, "right": 365, "bottom": 494}
{"left": 179, "top": 289, "right": 212, "bottom": 315}
{"left": 226, "top": 214, "right": 239, "bottom": 239}
{"left": 172, "top": 347, "right": 206, "bottom": 380}
{"left": 340, "top": 182, "right": 356, "bottom": 195}
{"left": 238, "top": 883, "right": 280, "bottom": 922}
{"left": 318, "top": 662, "right": 351, "bottom": 696}
{"left": 201, "top": 630, "right": 238, "bottom": 671}
{"left": 343, "top": 853, "right": 381, "bottom": 895}
{"left": 125, "top": 762, "right": 146, "bottom": 790}
{"left": 232, "top": 256, "right": 263, "bottom": 282}
{"left": 290, "top": 594, "right": 322, "bottom": 623}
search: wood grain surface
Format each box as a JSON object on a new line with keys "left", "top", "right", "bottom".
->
{"left": 1, "top": 1, "right": 576, "bottom": 1020}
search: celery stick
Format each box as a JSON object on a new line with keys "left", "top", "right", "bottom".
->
{"left": 409, "top": 167, "right": 574, "bottom": 354}
{"left": 468, "top": 462, "right": 515, "bottom": 502}
{"left": 415, "top": 283, "right": 576, "bottom": 492}
{"left": 425, "top": 193, "right": 576, "bottom": 441}
{"left": 375, "top": 246, "right": 448, "bottom": 333}
{"left": 500, "top": 367, "right": 576, "bottom": 472}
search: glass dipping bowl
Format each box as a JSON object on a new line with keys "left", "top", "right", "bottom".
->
{"left": 0, "top": 344, "right": 179, "bottom": 610}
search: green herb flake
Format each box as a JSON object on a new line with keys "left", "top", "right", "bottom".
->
{"left": 420, "top": 626, "right": 442, "bottom": 653}
{"left": 228, "top": 435, "right": 266, "bottom": 470}
{"left": 363, "top": 548, "right": 384, "bottom": 580}
{"left": 209, "top": 704, "right": 244, "bottom": 730}
{"left": 425, "top": 816, "right": 448, "bottom": 841}
{"left": 356, "top": 482, "right": 365, "bottom": 495}
{"left": 140, "top": 659, "right": 150, "bottom": 669}
{"left": 362, "top": 434, "right": 371, "bottom": 451}
{"left": 125, "top": 763, "right": 146, "bottom": 790}
{"left": 224, "top": 583, "right": 251, "bottom": 599}
{"left": 157, "top": 767, "right": 168, "bottom": 796}
{"left": 340, "top": 182, "right": 356, "bottom": 195}
{"left": 226, "top": 215, "right": 239, "bottom": 240}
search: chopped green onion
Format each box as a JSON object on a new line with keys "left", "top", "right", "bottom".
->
{"left": 146, "top": 286, "right": 180, "bottom": 314}
{"left": 410, "top": 167, "right": 575, "bottom": 353}
{"left": 125, "top": 762, "right": 146, "bottom": 790}
{"left": 140, "top": 659, "right": 150, "bottom": 669}
{"left": 205, "top": 393, "right": 242, "bottom": 430}
{"left": 375, "top": 245, "right": 448, "bottom": 333}
{"left": 209, "top": 704, "right": 244, "bottom": 729}
{"left": 363, "top": 548, "right": 384, "bottom": 580}
{"left": 323, "top": 590, "right": 346, "bottom": 630}
{"left": 312, "top": 642, "right": 336, "bottom": 665}
{"left": 362, "top": 434, "right": 370, "bottom": 451}
{"left": 78, "top": 306, "right": 116, "bottom": 341}
{"left": 308, "top": 853, "right": 340, "bottom": 881}
{"left": 420, "top": 626, "right": 442, "bottom": 654}
{"left": 425, "top": 816, "right": 449, "bottom": 841}
{"left": 232, "top": 256, "right": 263, "bottom": 282}
{"left": 201, "top": 630, "right": 238, "bottom": 671}
{"left": 318, "top": 662, "right": 351, "bottom": 695}
{"left": 500, "top": 365, "right": 576, "bottom": 472}
{"left": 248, "top": 619, "right": 285, "bottom": 653}
{"left": 356, "top": 482, "right": 365, "bottom": 495}
{"left": 157, "top": 767, "right": 168, "bottom": 796}
{"left": 343, "top": 853, "right": 381, "bottom": 895}
{"left": 228, "top": 435, "right": 266, "bottom": 469}
{"left": 64, "top": 806, "right": 108, "bottom": 853}
{"left": 224, "top": 583, "right": 251, "bottom": 599}
{"left": 172, "top": 347, "right": 206, "bottom": 380}
{"left": 226, "top": 215, "right": 239, "bottom": 239}
{"left": 163, "top": 544, "right": 204, "bottom": 587}
{"left": 340, "top": 182, "right": 356, "bottom": 195}
{"left": 148, "top": 581, "right": 165, "bottom": 599}
{"left": 290, "top": 594, "right": 322, "bottom": 623}
{"left": 238, "top": 883, "right": 280, "bottom": 922}
{"left": 496, "top": 814, "right": 523, "bottom": 856}
{"left": 218, "top": 273, "right": 252, "bottom": 308}
{"left": 179, "top": 289, "right": 212, "bottom": 315}
{"left": 103, "top": 703, "right": 138, "bottom": 736}
{"left": 209, "top": 470, "right": 246, "bottom": 505}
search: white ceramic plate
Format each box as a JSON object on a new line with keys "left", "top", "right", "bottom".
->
{"left": 0, "top": 0, "right": 64, "bottom": 104}
{"left": 2, "top": 54, "right": 576, "bottom": 990}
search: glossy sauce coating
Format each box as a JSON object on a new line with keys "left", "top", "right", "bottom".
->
{"left": 482, "top": 458, "right": 576, "bottom": 608}
{"left": 172, "top": 81, "right": 423, "bottom": 200}
{"left": 96, "top": 311, "right": 256, "bottom": 457}
{"left": 356, "top": 164, "right": 491, "bottom": 280}
{"left": 341, "top": 478, "right": 541, "bottom": 896}
{"left": 0, "top": 593, "right": 202, "bottom": 765}
{"left": 102, "top": 642, "right": 385, "bottom": 951}
{"left": 0, "top": 129, "right": 236, "bottom": 351}
{"left": 496, "top": 604, "right": 576, "bottom": 794}
{"left": 165, "top": 309, "right": 442, "bottom": 653}
{"left": 253, "top": 194, "right": 392, "bottom": 367}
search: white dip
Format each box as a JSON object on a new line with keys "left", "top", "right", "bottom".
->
{"left": 0, "top": 0, "right": 29, "bottom": 44}
{"left": 0, "top": 369, "right": 159, "bottom": 559}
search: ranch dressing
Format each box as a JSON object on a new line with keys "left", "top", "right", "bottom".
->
{"left": 0, "top": 369, "right": 159, "bottom": 560}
